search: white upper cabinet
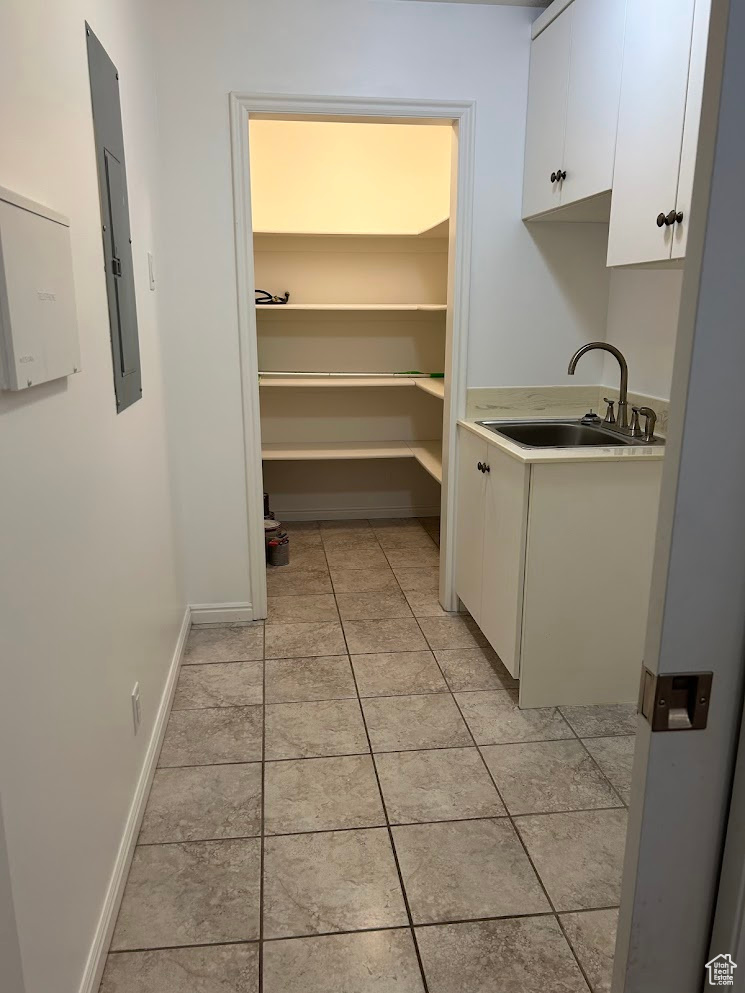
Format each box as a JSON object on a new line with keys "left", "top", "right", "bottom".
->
{"left": 522, "top": 0, "right": 626, "bottom": 220}
{"left": 671, "top": 0, "right": 712, "bottom": 261}
{"left": 522, "top": 10, "right": 572, "bottom": 219}
{"left": 607, "top": 0, "right": 710, "bottom": 266}
{"left": 562, "top": 0, "right": 626, "bottom": 207}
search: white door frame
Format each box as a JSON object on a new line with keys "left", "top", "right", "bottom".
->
{"left": 228, "top": 93, "right": 475, "bottom": 619}
{"left": 613, "top": 1, "right": 745, "bottom": 988}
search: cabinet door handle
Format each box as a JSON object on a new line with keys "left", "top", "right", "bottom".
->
{"left": 550, "top": 171, "right": 557, "bottom": 183}
{"left": 477, "top": 461, "right": 484, "bottom": 472}
{"left": 658, "top": 209, "right": 680, "bottom": 227}
{"left": 484, "top": 464, "right": 491, "bottom": 473}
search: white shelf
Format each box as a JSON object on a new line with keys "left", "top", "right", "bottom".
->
{"left": 409, "top": 440, "right": 443, "bottom": 483}
{"left": 416, "top": 379, "right": 445, "bottom": 399}
{"left": 262, "top": 439, "right": 443, "bottom": 484}
{"left": 259, "top": 376, "right": 416, "bottom": 388}
{"left": 253, "top": 221, "right": 449, "bottom": 238}
{"left": 256, "top": 303, "right": 446, "bottom": 312}
{"left": 262, "top": 441, "right": 413, "bottom": 461}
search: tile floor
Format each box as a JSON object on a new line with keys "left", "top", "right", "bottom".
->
{"left": 100, "top": 516, "right": 636, "bottom": 993}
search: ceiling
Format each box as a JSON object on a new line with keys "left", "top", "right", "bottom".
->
{"left": 395, "top": 1, "right": 549, "bottom": 6}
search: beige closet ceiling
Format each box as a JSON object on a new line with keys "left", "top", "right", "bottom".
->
{"left": 248, "top": 120, "right": 451, "bottom": 236}
{"left": 394, "top": 1, "right": 549, "bottom": 6}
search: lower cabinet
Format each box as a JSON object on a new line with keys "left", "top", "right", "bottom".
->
{"left": 455, "top": 426, "right": 663, "bottom": 707}
{"left": 454, "top": 428, "right": 489, "bottom": 624}
{"left": 454, "top": 429, "right": 529, "bottom": 678}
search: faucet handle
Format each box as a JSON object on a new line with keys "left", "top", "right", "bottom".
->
{"left": 638, "top": 406, "right": 657, "bottom": 443}
{"left": 602, "top": 398, "right": 616, "bottom": 424}
{"left": 630, "top": 406, "right": 643, "bottom": 438}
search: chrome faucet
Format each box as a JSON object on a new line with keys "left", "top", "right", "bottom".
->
{"left": 568, "top": 342, "right": 630, "bottom": 432}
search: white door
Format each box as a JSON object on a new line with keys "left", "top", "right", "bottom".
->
{"left": 478, "top": 443, "right": 529, "bottom": 678}
{"left": 454, "top": 428, "right": 487, "bottom": 622}
{"left": 522, "top": 8, "right": 572, "bottom": 219}
{"left": 614, "top": 1, "right": 745, "bottom": 985}
{"left": 607, "top": 0, "right": 696, "bottom": 266}
{"left": 561, "top": 0, "right": 626, "bottom": 207}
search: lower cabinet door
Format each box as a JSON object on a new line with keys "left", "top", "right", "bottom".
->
{"left": 454, "top": 428, "right": 488, "bottom": 623}
{"left": 479, "top": 443, "right": 530, "bottom": 678}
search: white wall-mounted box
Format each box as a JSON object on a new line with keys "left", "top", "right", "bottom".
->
{"left": 0, "top": 186, "right": 80, "bottom": 390}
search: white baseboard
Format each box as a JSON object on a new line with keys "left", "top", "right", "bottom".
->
{"left": 78, "top": 607, "right": 191, "bottom": 993}
{"left": 278, "top": 505, "right": 441, "bottom": 522}
{"left": 189, "top": 602, "right": 254, "bottom": 625}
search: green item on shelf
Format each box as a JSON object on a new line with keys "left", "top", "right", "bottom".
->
{"left": 396, "top": 371, "right": 445, "bottom": 377}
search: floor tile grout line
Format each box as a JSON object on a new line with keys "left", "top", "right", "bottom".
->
{"left": 555, "top": 705, "right": 633, "bottom": 808}
{"left": 258, "top": 620, "right": 267, "bottom": 993}
{"left": 264, "top": 907, "right": 582, "bottom": 945}
{"left": 135, "top": 800, "right": 628, "bottom": 849}
{"left": 469, "top": 724, "right": 595, "bottom": 987}
{"left": 452, "top": 687, "right": 628, "bottom": 804}
{"left": 173, "top": 701, "right": 265, "bottom": 713}
{"left": 106, "top": 903, "right": 622, "bottom": 956}
{"left": 554, "top": 914, "right": 596, "bottom": 993}
{"left": 138, "top": 800, "right": 628, "bottom": 849}
{"left": 107, "top": 938, "right": 261, "bottom": 955}
{"left": 412, "top": 905, "right": 622, "bottom": 930}
{"left": 173, "top": 688, "right": 536, "bottom": 715}
{"left": 340, "top": 598, "right": 432, "bottom": 993}
{"left": 339, "top": 527, "right": 440, "bottom": 992}
{"left": 411, "top": 609, "right": 596, "bottom": 992}
{"left": 154, "top": 731, "right": 600, "bottom": 772}
{"left": 573, "top": 732, "right": 629, "bottom": 809}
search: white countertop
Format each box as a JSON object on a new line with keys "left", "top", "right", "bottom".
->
{"left": 458, "top": 418, "right": 666, "bottom": 465}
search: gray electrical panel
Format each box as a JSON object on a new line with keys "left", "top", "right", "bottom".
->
{"left": 86, "top": 23, "right": 141, "bottom": 413}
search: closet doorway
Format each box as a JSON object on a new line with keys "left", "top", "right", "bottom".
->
{"left": 229, "top": 95, "right": 476, "bottom": 619}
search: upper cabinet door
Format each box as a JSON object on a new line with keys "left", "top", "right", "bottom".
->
{"left": 607, "top": 0, "right": 697, "bottom": 267}
{"left": 561, "top": 0, "right": 626, "bottom": 207}
{"left": 522, "top": 8, "right": 572, "bottom": 219}
{"left": 672, "top": 0, "right": 712, "bottom": 260}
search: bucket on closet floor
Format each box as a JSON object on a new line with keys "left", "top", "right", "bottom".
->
{"left": 265, "top": 518, "right": 290, "bottom": 566}
{"left": 264, "top": 518, "right": 283, "bottom": 548}
{"left": 268, "top": 537, "right": 290, "bottom": 567}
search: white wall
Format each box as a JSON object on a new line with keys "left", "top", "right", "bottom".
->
{"left": 153, "top": 0, "right": 611, "bottom": 608}
{"left": 603, "top": 269, "right": 684, "bottom": 399}
{"left": 249, "top": 120, "right": 451, "bottom": 234}
{"left": 0, "top": 2, "right": 184, "bottom": 992}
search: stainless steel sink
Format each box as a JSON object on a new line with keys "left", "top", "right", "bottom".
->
{"left": 476, "top": 419, "right": 663, "bottom": 449}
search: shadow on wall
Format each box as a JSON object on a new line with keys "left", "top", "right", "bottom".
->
{"left": 0, "top": 797, "right": 25, "bottom": 993}
{"left": 0, "top": 377, "right": 68, "bottom": 417}
{"left": 522, "top": 220, "right": 612, "bottom": 380}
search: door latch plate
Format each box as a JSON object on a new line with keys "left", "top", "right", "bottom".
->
{"left": 638, "top": 669, "right": 713, "bottom": 731}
